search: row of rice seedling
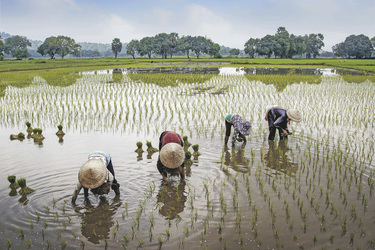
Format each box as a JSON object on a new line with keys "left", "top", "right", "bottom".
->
{"left": 1, "top": 73, "right": 374, "bottom": 144}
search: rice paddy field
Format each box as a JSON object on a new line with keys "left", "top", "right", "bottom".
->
{"left": 0, "top": 66, "right": 374, "bottom": 249}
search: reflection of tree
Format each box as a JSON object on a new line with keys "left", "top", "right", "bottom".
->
{"left": 111, "top": 69, "right": 124, "bottom": 83}
{"left": 0, "top": 72, "right": 36, "bottom": 97}
{"left": 264, "top": 140, "right": 298, "bottom": 176}
{"left": 75, "top": 196, "right": 122, "bottom": 244}
{"left": 127, "top": 70, "right": 218, "bottom": 87}
{"left": 223, "top": 145, "right": 250, "bottom": 173}
{"left": 245, "top": 73, "right": 322, "bottom": 92}
{"left": 38, "top": 71, "right": 83, "bottom": 87}
{"left": 156, "top": 182, "right": 187, "bottom": 219}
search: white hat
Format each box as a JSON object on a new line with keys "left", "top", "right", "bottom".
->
{"left": 287, "top": 109, "right": 302, "bottom": 123}
{"left": 78, "top": 158, "right": 107, "bottom": 189}
{"left": 160, "top": 143, "right": 185, "bottom": 169}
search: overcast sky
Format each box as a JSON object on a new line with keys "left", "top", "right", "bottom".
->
{"left": 1, "top": 0, "right": 374, "bottom": 51}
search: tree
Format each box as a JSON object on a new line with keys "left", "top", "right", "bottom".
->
{"left": 256, "top": 35, "right": 276, "bottom": 58}
{"left": 178, "top": 35, "right": 193, "bottom": 59}
{"left": 56, "top": 36, "right": 80, "bottom": 59}
{"left": 345, "top": 35, "right": 372, "bottom": 58}
{"left": 274, "top": 27, "right": 290, "bottom": 58}
{"left": 191, "top": 36, "right": 207, "bottom": 59}
{"left": 244, "top": 38, "right": 259, "bottom": 58}
{"left": 288, "top": 35, "right": 305, "bottom": 58}
{"left": 333, "top": 35, "right": 373, "bottom": 58}
{"left": 37, "top": 36, "right": 80, "bottom": 59}
{"left": 168, "top": 32, "right": 179, "bottom": 58}
{"left": 153, "top": 33, "right": 170, "bottom": 59}
{"left": 126, "top": 39, "right": 139, "bottom": 59}
{"left": 229, "top": 48, "right": 240, "bottom": 56}
{"left": 304, "top": 33, "right": 324, "bottom": 58}
{"left": 139, "top": 37, "right": 154, "bottom": 59}
{"left": 37, "top": 37, "right": 59, "bottom": 59}
{"left": 0, "top": 35, "right": 4, "bottom": 60}
{"left": 208, "top": 43, "right": 221, "bottom": 58}
{"left": 4, "top": 35, "right": 31, "bottom": 59}
{"left": 111, "top": 38, "right": 122, "bottom": 58}
{"left": 332, "top": 43, "right": 346, "bottom": 58}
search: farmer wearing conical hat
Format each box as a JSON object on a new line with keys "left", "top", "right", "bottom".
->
{"left": 224, "top": 114, "right": 252, "bottom": 147}
{"left": 72, "top": 151, "right": 120, "bottom": 203}
{"left": 265, "top": 106, "right": 302, "bottom": 141}
{"left": 157, "top": 131, "right": 185, "bottom": 185}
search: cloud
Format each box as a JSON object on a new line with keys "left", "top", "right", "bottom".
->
{"left": 184, "top": 4, "right": 232, "bottom": 36}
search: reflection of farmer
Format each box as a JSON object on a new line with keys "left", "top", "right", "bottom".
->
{"left": 78, "top": 196, "right": 122, "bottom": 244}
{"left": 224, "top": 114, "right": 251, "bottom": 146}
{"left": 223, "top": 144, "right": 250, "bottom": 173}
{"left": 156, "top": 182, "right": 187, "bottom": 219}
{"left": 72, "top": 151, "right": 120, "bottom": 203}
{"left": 265, "top": 140, "right": 298, "bottom": 175}
{"left": 157, "top": 131, "right": 185, "bottom": 185}
{"left": 265, "top": 107, "right": 301, "bottom": 141}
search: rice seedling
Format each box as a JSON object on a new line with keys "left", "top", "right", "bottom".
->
{"left": 6, "top": 238, "right": 11, "bottom": 248}
{"left": 18, "top": 227, "right": 25, "bottom": 239}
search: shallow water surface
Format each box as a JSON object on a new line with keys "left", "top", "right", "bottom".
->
{"left": 0, "top": 71, "right": 374, "bottom": 249}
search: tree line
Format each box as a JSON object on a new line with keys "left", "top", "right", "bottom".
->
{"left": 333, "top": 34, "right": 375, "bottom": 59}
{"left": 1, "top": 29, "right": 374, "bottom": 60}
{"left": 244, "top": 27, "right": 325, "bottom": 58}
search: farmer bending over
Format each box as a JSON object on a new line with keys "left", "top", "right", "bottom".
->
{"left": 157, "top": 131, "right": 185, "bottom": 185}
{"left": 265, "top": 107, "right": 302, "bottom": 141}
{"left": 72, "top": 151, "right": 120, "bottom": 203}
{"left": 224, "top": 114, "right": 252, "bottom": 147}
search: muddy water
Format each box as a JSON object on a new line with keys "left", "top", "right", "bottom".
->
{"left": 0, "top": 69, "right": 374, "bottom": 249}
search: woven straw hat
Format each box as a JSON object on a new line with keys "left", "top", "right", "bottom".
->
{"left": 78, "top": 158, "right": 107, "bottom": 189}
{"left": 287, "top": 109, "right": 302, "bottom": 123}
{"left": 160, "top": 143, "right": 185, "bottom": 169}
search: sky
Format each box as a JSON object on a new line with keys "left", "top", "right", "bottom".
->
{"left": 1, "top": 0, "right": 374, "bottom": 51}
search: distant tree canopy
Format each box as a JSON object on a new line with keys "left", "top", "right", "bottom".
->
{"left": 332, "top": 34, "right": 374, "bottom": 59}
{"left": 244, "top": 27, "right": 324, "bottom": 58}
{"left": 0, "top": 35, "right": 4, "bottom": 59}
{"left": 126, "top": 33, "right": 220, "bottom": 59}
{"left": 126, "top": 39, "right": 139, "bottom": 59}
{"left": 3, "top": 35, "right": 31, "bottom": 60}
{"left": 37, "top": 36, "right": 81, "bottom": 59}
{"left": 111, "top": 38, "right": 122, "bottom": 58}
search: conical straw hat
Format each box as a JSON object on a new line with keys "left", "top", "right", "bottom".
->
{"left": 287, "top": 109, "right": 302, "bottom": 123}
{"left": 160, "top": 143, "right": 185, "bottom": 169}
{"left": 78, "top": 158, "right": 107, "bottom": 189}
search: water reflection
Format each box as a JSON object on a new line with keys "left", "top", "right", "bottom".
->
{"left": 9, "top": 188, "right": 18, "bottom": 197}
{"left": 264, "top": 140, "right": 298, "bottom": 176}
{"left": 38, "top": 71, "right": 83, "bottom": 87}
{"left": 126, "top": 67, "right": 220, "bottom": 74}
{"left": 223, "top": 144, "right": 250, "bottom": 173}
{"left": 156, "top": 181, "right": 187, "bottom": 219}
{"left": 74, "top": 196, "right": 122, "bottom": 244}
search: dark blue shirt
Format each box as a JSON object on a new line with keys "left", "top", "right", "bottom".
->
{"left": 270, "top": 109, "right": 287, "bottom": 129}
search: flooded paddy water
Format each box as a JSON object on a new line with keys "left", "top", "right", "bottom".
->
{"left": 0, "top": 67, "right": 374, "bottom": 249}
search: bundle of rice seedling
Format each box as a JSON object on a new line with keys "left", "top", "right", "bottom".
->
{"left": 7, "top": 175, "right": 19, "bottom": 189}
{"left": 192, "top": 144, "right": 201, "bottom": 156}
{"left": 17, "top": 178, "right": 35, "bottom": 195}
{"left": 184, "top": 151, "right": 193, "bottom": 165}
{"left": 135, "top": 142, "right": 144, "bottom": 153}
{"left": 146, "top": 141, "right": 158, "bottom": 153}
